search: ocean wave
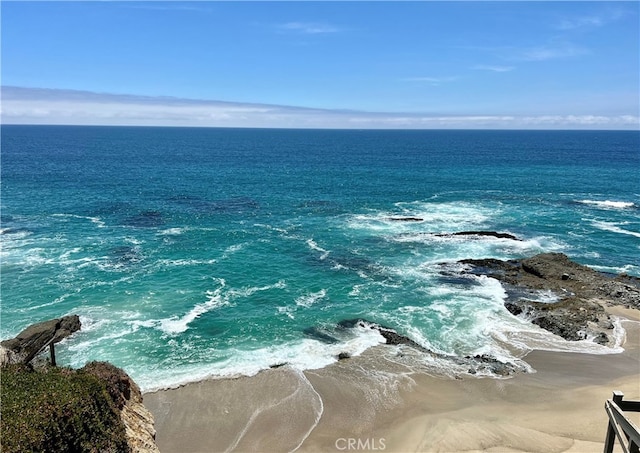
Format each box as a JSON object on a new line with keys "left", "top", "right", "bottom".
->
{"left": 295, "top": 289, "right": 328, "bottom": 308}
{"left": 52, "top": 213, "right": 106, "bottom": 228}
{"left": 221, "top": 242, "right": 249, "bottom": 259}
{"left": 140, "top": 324, "right": 387, "bottom": 392}
{"left": 228, "top": 280, "right": 287, "bottom": 298}
{"left": 157, "top": 258, "right": 218, "bottom": 267}
{"left": 346, "top": 201, "right": 495, "bottom": 233}
{"left": 158, "top": 279, "right": 228, "bottom": 335}
{"left": 590, "top": 220, "right": 640, "bottom": 238}
{"left": 157, "top": 227, "right": 186, "bottom": 236}
{"left": 306, "top": 239, "right": 330, "bottom": 260}
{"left": 578, "top": 199, "right": 635, "bottom": 209}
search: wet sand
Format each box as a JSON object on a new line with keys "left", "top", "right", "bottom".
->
{"left": 144, "top": 315, "right": 639, "bottom": 453}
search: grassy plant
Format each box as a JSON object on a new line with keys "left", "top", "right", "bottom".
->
{"left": 1, "top": 364, "right": 130, "bottom": 453}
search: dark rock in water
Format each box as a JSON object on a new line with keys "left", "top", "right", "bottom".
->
{"left": 387, "top": 217, "right": 424, "bottom": 222}
{"left": 465, "top": 354, "right": 521, "bottom": 377}
{"left": 269, "top": 363, "right": 289, "bottom": 369}
{"left": 437, "top": 231, "right": 520, "bottom": 240}
{"left": 337, "top": 318, "right": 431, "bottom": 353}
{"left": 459, "top": 252, "right": 640, "bottom": 345}
{"left": 337, "top": 352, "right": 351, "bottom": 360}
{"left": 123, "top": 211, "right": 165, "bottom": 228}
{"left": 337, "top": 318, "right": 524, "bottom": 377}
{"left": 505, "top": 297, "right": 608, "bottom": 342}
{"left": 303, "top": 327, "right": 340, "bottom": 344}
{"left": 1, "top": 315, "right": 81, "bottom": 365}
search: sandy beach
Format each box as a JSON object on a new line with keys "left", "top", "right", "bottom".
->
{"left": 144, "top": 308, "right": 640, "bottom": 453}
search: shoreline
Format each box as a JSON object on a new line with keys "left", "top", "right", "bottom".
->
{"left": 144, "top": 307, "right": 640, "bottom": 453}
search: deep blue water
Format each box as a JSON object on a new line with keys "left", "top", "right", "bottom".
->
{"left": 2, "top": 125, "right": 639, "bottom": 390}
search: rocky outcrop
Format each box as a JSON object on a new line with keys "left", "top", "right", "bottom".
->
{"left": 339, "top": 318, "right": 432, "bottom": 353}
{"left": 0, "top": 315, "right": 81, "bottom": 365}
{"left": 1, "top": 318, "right": 159, "bottom": 453}
{"left": 83, "top": 362, "right": 160, "bottom": 453}
{"left": 459, "top": 253, "right": 640, "bottom": 344}
{"left": 439, "top": 231, "right": 521, "bottom": 240}
{"left": 336, "top": 318, "right": 523, "bottom": 376}
{"left": 387, "top": 217, "right": 424, "bottom": 222}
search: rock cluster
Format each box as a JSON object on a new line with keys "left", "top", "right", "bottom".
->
{"left": 336, "top": 318, "right": 524, "bottom": 377}
{"left": 459, "top": 252, "right": 640, "bottom": 345}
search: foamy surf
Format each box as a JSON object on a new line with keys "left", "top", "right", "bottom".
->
{"left": 158, "top": 280, "right": 228, "bottom": 335}
{"left": 590, "top": 220, "right": 640, "bottom": 238}
{"left": 578, "top": 199, "right": 635, "bottom": 209}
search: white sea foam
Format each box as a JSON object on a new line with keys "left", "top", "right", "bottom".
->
{"left": 295, "top": 289, "right": 328, "bottom": 308}
{"left": 591, "top": 263, "right": 640, "bottom": 275}
{"left": 139, "top": 325, "right": 387, "bottom": 392}
{"left": 277, "top": 306, "right": 296, "bottom": 319}
{"left": 229, "top": 280, "right": 287, "bottom": 298}
{"left": 0, "top": 228, "right": 32, "bottom": 239}
{"left": 157, "top": 227, "right": 186, "bottom": 236}
{"left": 578, "top": 199, "right": 635, "bottom": 209}
{"left": 306, "top": 238, "right": 330, "bottom": 260}
{"left": 221, "top": 242, "right": 248, "bottom": 259}
{"left": 52, "top": 213, "right": 106, "bottom": 228}
{"left": 591, "top": 220, "right": 640, "bottom": 238}
{"left": 157, "top": 258, "right": 217, "bottom": 267}
{"left": 346, "top": 201, "right": 495, "bottom": 234}
{"left": 158, "top": 280, "right": 228, "bottom": 335}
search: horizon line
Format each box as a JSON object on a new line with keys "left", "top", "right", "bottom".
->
{"left": 2, "top": 86, "right": 638, "bottom": 131}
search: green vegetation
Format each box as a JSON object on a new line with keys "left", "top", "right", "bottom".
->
{"left": 1, "top": 364, "right": 130, "bottom": 453}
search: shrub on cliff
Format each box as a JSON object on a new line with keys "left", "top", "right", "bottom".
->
{"left": 1, "top": 364, "right": 130, "bottom": 453}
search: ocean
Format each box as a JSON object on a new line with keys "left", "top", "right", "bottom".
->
{"left": 1, "top": 125, "right": 638, "bottom": 391}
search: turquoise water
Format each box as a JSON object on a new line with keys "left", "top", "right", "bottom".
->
{"left": 2, "top": 126, "right": 639, "bottom": 390}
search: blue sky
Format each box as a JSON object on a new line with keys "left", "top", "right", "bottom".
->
{"left": 2, "top": 1, "right": 639, "bottom": 129}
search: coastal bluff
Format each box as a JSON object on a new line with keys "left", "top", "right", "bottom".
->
{"left": 0, "top": 316, "right": 159, "bottom": 453}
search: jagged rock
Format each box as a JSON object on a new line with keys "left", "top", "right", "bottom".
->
{"left": 459, "top": 253, "right": 640, "bottom": 345}
{"left": 338, "top": 352, "right": 351, "bottom": 360}
{"left": 338, "top": 318, "right": 431, "bottom": 353}
{"left": 83, "top": 362, "right": 160, "bottom": 453}
{"left": 0, "top": 315, "right": 81, "bottom": 365}
{"left": 269, "top": 363, "right": 288, "bottom": 369}
{"left": 465, "top": 354, "right": 521, "bottom": 377}
{"left": 335, "top": 318, "right": 523, "bottom": 377}
{"left": 387, "top": 217, "right": 424, "bottom": 222}
{"left": 444, "top": 231, "right": 521, "bottom": 241}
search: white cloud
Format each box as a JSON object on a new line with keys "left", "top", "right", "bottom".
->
{"left": 472, "top": 65, "right": 514, "bottom": 73}
{"left": 518, "top": 44, "right": 588, "bottom": 61}
{"left": 555, "top": 9, "right": 626, "bottom": 31}
{"left": 277, "top": 22, "right": 339, "bottom": 34}
{"left": 403, "top": 76, "right": 460, "bottom": 86}
{"left": 1, "top": 86, "right": 637, "bottom": 130}
{"left": 557, "top": 15, "right": 604, "bottom": 30}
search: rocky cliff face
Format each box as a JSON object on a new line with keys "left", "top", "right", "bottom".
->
{"left": 83, "top": 362, "right": 160, "bottom": 453}
{"left": 1, "top": 317, "right": 160, "bottom": 453}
